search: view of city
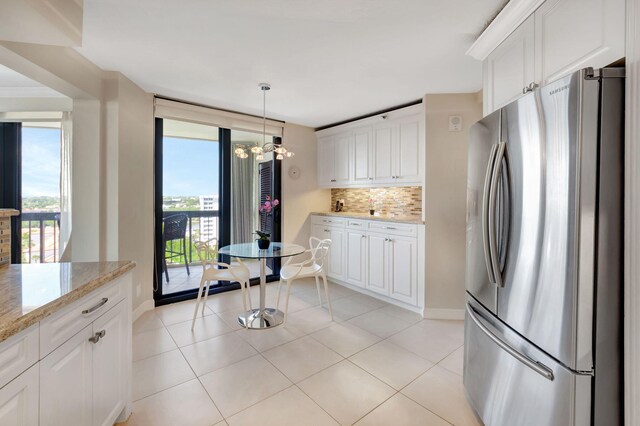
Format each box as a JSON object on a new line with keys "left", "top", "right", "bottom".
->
{"left": 21, "top": 127, "right": 62, "bottom": 264}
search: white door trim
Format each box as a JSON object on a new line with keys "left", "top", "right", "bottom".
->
{"left": 625, "top": 1, "right": 640, "bottom": 425}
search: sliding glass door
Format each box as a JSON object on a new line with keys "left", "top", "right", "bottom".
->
{"left": 154, "top": 119, "right": 282, "bottom": 305}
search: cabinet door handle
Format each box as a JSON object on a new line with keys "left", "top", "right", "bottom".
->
{"left": 522, "top": 82, "right": 539, "bottom": 94}
{"left": 330, "top": 179, "right": 337, "bottom": 182}
{"left": 89, "top": 329, "right": 106, "bottom": 344}
{"left": 385, "top": 226, "right": 396, "bottom": 230}
{"left": 368, "top": 177, "right": 373, "bottom": 180}
{"left": 361, "top": 235, "right": 367, "bottom": 238}
{"left": 82, "top": 297, "right": 109, "bottom": 315}
{"left": 324, "top": 229, "right": 330, "bottom": 232}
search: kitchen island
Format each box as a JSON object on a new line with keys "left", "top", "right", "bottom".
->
{"left": 0, "top": 261, "right": 135, "bottom": 426}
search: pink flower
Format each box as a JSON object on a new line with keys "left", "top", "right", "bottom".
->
{"left": 265, "top": 195, "right": 271, "bottom": 201}
{"left": 272, "top": 199, "right": 279, "bottom": 206}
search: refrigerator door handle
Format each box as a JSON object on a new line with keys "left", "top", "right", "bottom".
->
{"left": 488, "top": 141, "right": 506, "bottom": 287}
{"left": 466, "top": 304, "right": 555, "bottom": 381}
{"left": 482, "top": 143, "right": 499, "bottom": 285}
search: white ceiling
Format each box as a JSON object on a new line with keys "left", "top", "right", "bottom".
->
{"left": 77, "top": 0, "right": 503, "bottom": 128}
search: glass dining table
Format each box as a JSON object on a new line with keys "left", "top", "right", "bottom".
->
{"left": 218, "top": 242, "right": 305, "bottom": 329}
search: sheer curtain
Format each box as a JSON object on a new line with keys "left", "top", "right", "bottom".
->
{"left": 59, "top": 111, "right": 72, "bottom": 261}
{"left": 230, "top": 146, "right": 256, "bottom": 244}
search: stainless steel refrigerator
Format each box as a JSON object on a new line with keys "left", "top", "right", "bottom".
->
{"left": 464, "top": 67, "right": 624, "bottom": 426}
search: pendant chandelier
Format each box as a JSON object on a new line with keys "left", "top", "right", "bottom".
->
{"left": 233, "top": 83, "right": 294, "bottom": 161}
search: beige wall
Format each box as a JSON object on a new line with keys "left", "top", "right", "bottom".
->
{"left": 113, "top": 75, "right": 155, "bottom": 311}
{"left": 424, "top": 93, "right": 482, "bottom": 313}
{"left": 282, "top": 123, "right": 331, "bottom": 247}
{"left": 0, "top": 42, "right": 156, "bottom": 315}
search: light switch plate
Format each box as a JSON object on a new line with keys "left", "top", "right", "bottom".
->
{"left": 449, "top": 115, "right": 462, "bottom": 131}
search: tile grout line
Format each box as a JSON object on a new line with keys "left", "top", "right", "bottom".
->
{"left": 132, "top": 281, "right": 464, "bottom": 424}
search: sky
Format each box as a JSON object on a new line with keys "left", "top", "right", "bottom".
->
{"left": 163, "top": 137, "right": 219, "bottom": 196}
{"left": 22, "top": 127, "right": 61, "bottom": 197}
{"left": 20, "top": 130, "right": 219, "bottom": 198}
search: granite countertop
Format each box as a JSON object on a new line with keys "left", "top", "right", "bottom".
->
{"left": 0, "top": 261, "right": 135, "bottom": 343}
{"left": 0, "top": 209, "right": 19, "bottom": 217}
{"left": 312, "top": 211, "right": 424, "bottom": 225}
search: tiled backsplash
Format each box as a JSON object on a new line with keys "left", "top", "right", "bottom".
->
{"left": 330, "top": 187, "right": 422, "bottom": 218}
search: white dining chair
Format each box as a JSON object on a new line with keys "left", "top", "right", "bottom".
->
{"left": 191, "top": 241, "right": 252, "bottom": 330}
{"left": 276, "top": 237, "right": 333, "bottom": 323}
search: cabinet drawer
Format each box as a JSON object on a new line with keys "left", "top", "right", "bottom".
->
{"left": 346, "top": 219, "right": 367, "bottom": 229}
{"left": 0, "top": 243, "right": 10, "bottom": 255}
{"left": 367, "top": 221, "right": 417, "bottom": 237}
{"left": 0, "top": 325, "right": 39, "bottom": 389}
{"left": 0, "top": 219, "right": 10, "bottom": 230}
{"left": 311, "top": 215, "right": 346, "bottom": 228}
{"left": 39, "top": 277, "right": 126, "bottom": 358}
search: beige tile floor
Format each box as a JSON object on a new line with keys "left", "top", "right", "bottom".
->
{"left": 122, "top": 278, "right": 482, "bottom": 426}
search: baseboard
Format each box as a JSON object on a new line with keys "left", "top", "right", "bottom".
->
{"left": 132, "top": 299, "right": 155, "bottom": 322}
{"left": 423, "top": 308, "right": 465, "bottom": 320}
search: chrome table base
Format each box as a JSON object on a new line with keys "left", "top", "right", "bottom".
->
{"left": 237, "top": 308, "right": 285, "bottom": 329}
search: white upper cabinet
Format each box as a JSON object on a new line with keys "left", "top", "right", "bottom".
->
{"left": 395, "top": 115, "right": 422, "bottom": 183}
{"left": 316, "top": 104, "right": 424, "bottom": 188}
{"left": 372, "top": 124, "right": 395, "bottom": 183}
{"left": 481, "top": 0, "right": 625, "bottom": 115}
{"left": 353, "top": 128, "right": 373, "bottom": 183}
{"left": 317, "top": 136, "right": 334, "bottom": 186}
{"left": 483, "top": 17, "right": 535, "bottom": 115}
{"left": 334, "top": 133, "right": 352, "bottom": 184}
{"left": 534, "top": 0, "right": 625, "bottom": 84}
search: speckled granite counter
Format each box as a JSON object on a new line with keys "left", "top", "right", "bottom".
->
{"left": 0, "top": 261, "right": 135, "bottom": 343}
{"left": 311, "top": 211, "right": 424, "bottom": 225}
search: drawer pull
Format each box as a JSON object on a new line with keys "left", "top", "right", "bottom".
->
{"left": 385, "top": 226, "right": 397, "bottom": 230}
{"left": 82, "top": 298, "right": 109, "bottom": 315}
{"left": 88, "top": 329, "right": 106, "bottom": 344}
{"left": 324, "top": 229, "right": 330, "bottom": 232}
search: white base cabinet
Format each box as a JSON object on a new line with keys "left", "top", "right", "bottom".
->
{"left": 0, "top": 272, "right": 132, "bottom": 426}
{"left": 311, "top": 215, "right": 424, "bottom": 311}
{"left": 40, "top": 326, "right": 94, "bottom": 426}
{"left": 0, "top": 364, "right": 38, "bottom": 426}
{"left": 345, "top": 229, "right": 367, "bottom": 288}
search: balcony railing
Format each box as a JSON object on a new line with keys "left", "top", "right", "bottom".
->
{"left": 162, "top": 210, "right": 219, "bottom": 266}
{"left": 21, "top": 212, "right": 60, "bottom": 264}
{"left": 19, "top": 210, "right": 218, "bottom": 265}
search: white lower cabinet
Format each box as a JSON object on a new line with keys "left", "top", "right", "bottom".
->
{"left": 388, "top": 236, "right": 418, "bottom": 305}
{"left": 92, "top": 301, "right": 128, "bottom": 426}
{"left": 366, "top": 233, "right": 389, "bottom": 296}
{"left": 346, "top": 230, "right": 367, "bottom": 288}
{"left": 40, "top": 326, "right": 94, "bottom": 426}
{"left": 0, "top": 273, "right": 132, "bottom": 426}
{"left": 40, "top": 300, "right": 128, "bottom": 426}
{"left": 326, "top": 227, "right": 345, "bottom": 281}
{"left": 0, "top": 363, "right": 39, "bottom": 426}
{"left": 312, "top": 215, "right": 423, "bottom": 309}
{"left": 311, "top": 223, "right": 346, "bottom": 281}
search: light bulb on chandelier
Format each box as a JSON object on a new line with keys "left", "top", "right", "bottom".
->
{"left": 233, "top": 83, "right": 295, "bottom": 161}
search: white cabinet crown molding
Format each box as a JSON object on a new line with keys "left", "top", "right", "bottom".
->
{"left": 466, "top": 0, "right": 546, "bottom": 61}
{"left": 315, "top": 103, "right": 423, "bottom": 138}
